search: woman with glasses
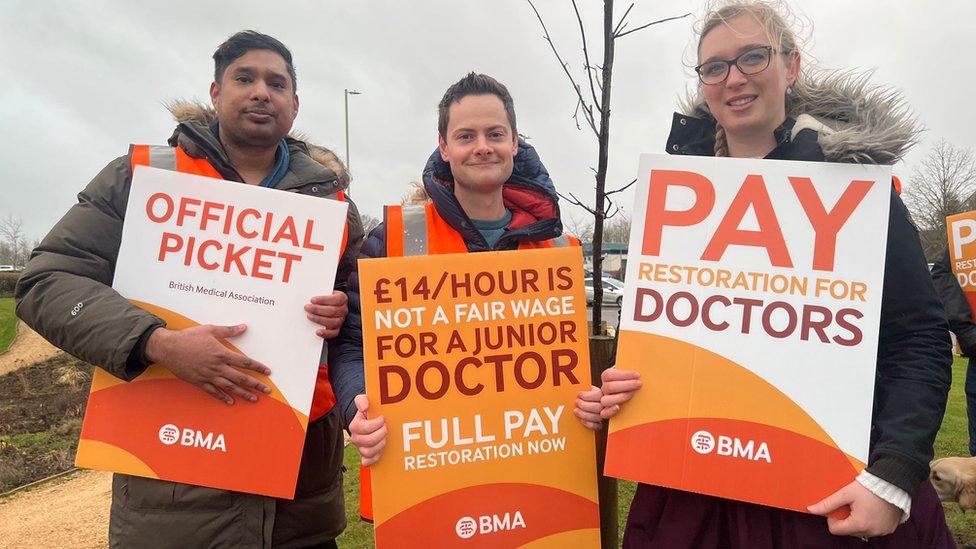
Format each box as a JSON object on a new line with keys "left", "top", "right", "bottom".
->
{"left": 598, "top": 1, "right": 955, "bottom": 546}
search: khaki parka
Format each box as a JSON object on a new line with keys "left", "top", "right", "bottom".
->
{"left": 16, "top": 103, "right": 364, "bottom": 548}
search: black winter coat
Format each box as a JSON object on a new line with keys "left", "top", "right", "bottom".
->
{"left": 932, "top": 248, "right": 976, "bottom": 355}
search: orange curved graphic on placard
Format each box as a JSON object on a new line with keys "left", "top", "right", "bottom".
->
{"left": 374, "top": 483, "right": 600, "bottom": 548}
{"left": 607, "top": 418, "right": 857, "bottom": 512}
{"left": 79, "top": 376, "right": 306, "bottom": 498}
{"left": 75, "top": 439, "right": 158, "bottom": 478}
{"left": 606, "top": 331, "right": 864, "bottom": 510}
{"left": 611, "top": 331, "right": 863, "bottom": 467}
{"left": 125, "top": 299, "right": 308, "bottom": 429}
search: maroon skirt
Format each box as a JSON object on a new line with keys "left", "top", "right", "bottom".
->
{"left": 623, "top": 482, "right": 956, "bottom": 548}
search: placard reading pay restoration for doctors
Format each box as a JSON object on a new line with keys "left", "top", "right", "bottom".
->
{"left": 76, "top": 165, "right": 348, "bottom": 499}
{"left": 605, "top": 154, "right": 891, "bottom": 513}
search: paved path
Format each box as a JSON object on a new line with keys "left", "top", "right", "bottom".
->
{"left": 0, "top": 470, "right": 110, "bottom": 549}
{"left": 0, "top": 321, "right": 61, "bottom": 376}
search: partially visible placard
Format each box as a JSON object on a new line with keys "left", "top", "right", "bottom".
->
{"left": 947, "top": 210, "right": 976, "bottom": 314}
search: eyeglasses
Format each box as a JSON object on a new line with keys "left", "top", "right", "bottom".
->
{"left": 695, "top": 46, "right": 781, "bottom": 85}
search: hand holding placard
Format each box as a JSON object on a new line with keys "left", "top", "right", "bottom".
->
{"left": 808, "top": 481, "right": 901, "bottom": 538}
{"left": 146, "top": 324, "right": 272, "bottom": 404}
{"left": 350, "top": 393, "right": 388, "bottom": 466}
{"left": 573, "top": 386, "right": 604, "bottom": 430}
{"left": 305, "top": 290, "right": 349, "bottom": 339}
{"left": 598, "top": 367, "right": 641, "bottom": 419}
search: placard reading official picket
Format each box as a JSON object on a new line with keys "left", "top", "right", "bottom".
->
{"left": 360, "top": 247, "right": 600, "bottom": 548}
{"left": 75, "top": 165, "right": 348, "bottom": 499}
{"left": 947, "top": 210, "right": 976, "bottom": 313}
{"left": 605, "top": 154, "right": 891, "bottom": 512}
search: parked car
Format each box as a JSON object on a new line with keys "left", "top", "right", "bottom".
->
{"left": 584, "top": 277, "right": 624, "bottom": 306}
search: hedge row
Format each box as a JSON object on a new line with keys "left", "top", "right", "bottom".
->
{"left": 0, "top": 272, "right": 19, "bottom": 298}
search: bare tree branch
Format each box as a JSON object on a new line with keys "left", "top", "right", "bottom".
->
{"left": 572, "top": 98, "right": 583, "bottom": 130}
{"left": 615, "top": 13, "right": 691, "bottom": 39}
{"left": 606, "top": 177, "right": 638, "bottom": 196}
{"left": 527, "top": 0, "right": 600, "bottom": 137}
{"left": 558, "top": 191, "right": 599, "bottom": 217}
{"left": 613, "top": 2, "right": 635, "bottom": 36}
{"left": 571, "top": 0, "right": 602, "bottom": 112}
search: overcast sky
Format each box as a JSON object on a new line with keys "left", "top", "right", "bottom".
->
{"left": 2, "top": 0, "right": 972, "bottom": 240}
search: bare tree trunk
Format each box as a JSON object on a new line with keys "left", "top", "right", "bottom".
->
{"left": 591, "top": 0, "right": 615, "bottom": 336}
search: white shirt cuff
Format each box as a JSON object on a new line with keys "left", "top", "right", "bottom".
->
{"left": 856, "top": 470, "right": 911, "bottom": 523}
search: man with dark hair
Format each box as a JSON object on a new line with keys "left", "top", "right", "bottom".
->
{"left": 16, "top": 30, "right": 362, "bottom": 548}
{"left": 328, "top": 72, "right": 602, "bottom": 480}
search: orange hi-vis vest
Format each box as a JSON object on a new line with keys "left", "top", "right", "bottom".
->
{"left": 385, "top": 202, "right": 580, "bottom": 255}
{"left": 356, "top": 201, "right": 580, "bottom": 522}
{"left": 129, "top": 144, "right": 345, "bottom": 422}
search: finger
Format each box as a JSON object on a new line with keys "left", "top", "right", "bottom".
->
{"left": 577, "top": 386, "right": 602, "bottom": 402}
{"left": 305, "top": 312, "right": 344, "bottom": 329}
{"left": 354, "top": 425, "right": 388, "bottom": 454}
{"left": 304, "top": 303, "right": 347, "bottom": 318}
{"left": 224, "top": 368, "right": 272, "bottom": 395}
{"left": 210, "top": 324, "right": 247, "bottom": 339}
{"left": 316, "top": 327, "right": 341, "bottom": 339}
{"left": 601, "top": 392, "right": 637, "bottom": 409}
{"left": 223, "top": 351, "right": 272, "bottom": 376}
{"left": 361, "top": 453, "right": 382, "bottom": 467}
{"left": 354, "top": 394, "right": 370, "bottom": 415}
{"left": 201, "top": 382, "right": 234, "bottom": 405}
{"left": 602, "top": 368, "right": 640, "bottom": 383}
{"left": 601, "top": 404, "right": 622, "bottom": 419}
{"left": 214, "top": 376, "right": 257, "bottom": 403}
{"left": 574, "top": 407, "right": 603, "bottom": 425}
{"left": 807, "top": 488, "right": 853, "bottom": 516}
{"left": 310, "top": 292, "right": 348, "bottom": 306}
{"left": 602, "top": 379, "right": 643, "bottom": 395}
{"left": 351, "top": 416, "right": 387, "bottom": 436}
{"left": 576, "top": 398, "right": 603, "bottom": 414}
{"left": 580, "top": 419, "right": 603, "bottom": 430}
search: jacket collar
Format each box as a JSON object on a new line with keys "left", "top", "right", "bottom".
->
{"left": 666, "top": 113, "right": 797, "bottom": 158}
{"left": 164, "top": 100, "right": 350, "bottom": 192}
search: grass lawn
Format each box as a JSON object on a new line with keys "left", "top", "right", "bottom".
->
{"left": 337, "top": 356, "right": 975, "bottom": 547}
{"left": 0, "top": 297, "right": 16, "bottom": 354}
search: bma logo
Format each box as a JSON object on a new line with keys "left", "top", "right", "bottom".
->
{"left": 690, "top": 430, "right": 715, "bottom": 454}
{"left": 455, "top": 516, "right": 477, "bottom": 539}
{"left": 690, "top": 429, "right": 771, "bottom": 463}
{"left": 158, "top": 424, "right": 180, "bottom": 445}
{"left": 454, "top": 512, "right": 526, "bottom": 539}
{"left": 158, "top": 423, "right": 227, "bottom": 452}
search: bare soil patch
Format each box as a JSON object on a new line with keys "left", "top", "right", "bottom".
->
{"left": 0, "top": 469, "right": 110, "bottom": 548}
{"left": 0, "top": 354, "right": 92, "bottom": 492}
{"left": 0, "top": 321, "right": 63, "bottom": 376}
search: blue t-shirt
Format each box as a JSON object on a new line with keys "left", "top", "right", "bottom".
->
{"left": 471, "top": 209, "right": 513, "bottom": 248}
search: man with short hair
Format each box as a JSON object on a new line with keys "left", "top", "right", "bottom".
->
{"left": 16, "top": 30, "right": 362, "bottom": 548}
{"left": 328, "top": 72, "right": 603, "bottom": 471}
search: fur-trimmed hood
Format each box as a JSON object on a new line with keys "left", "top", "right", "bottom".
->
{"left": 678, "top": 70, "right": 922, "bottom": 164}
{"left": 165, "top": 100, "right": 350, "bottom": 185}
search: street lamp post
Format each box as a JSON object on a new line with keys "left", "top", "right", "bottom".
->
{"left": 344, "top": 89, "right": 361, "bottom": 175}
